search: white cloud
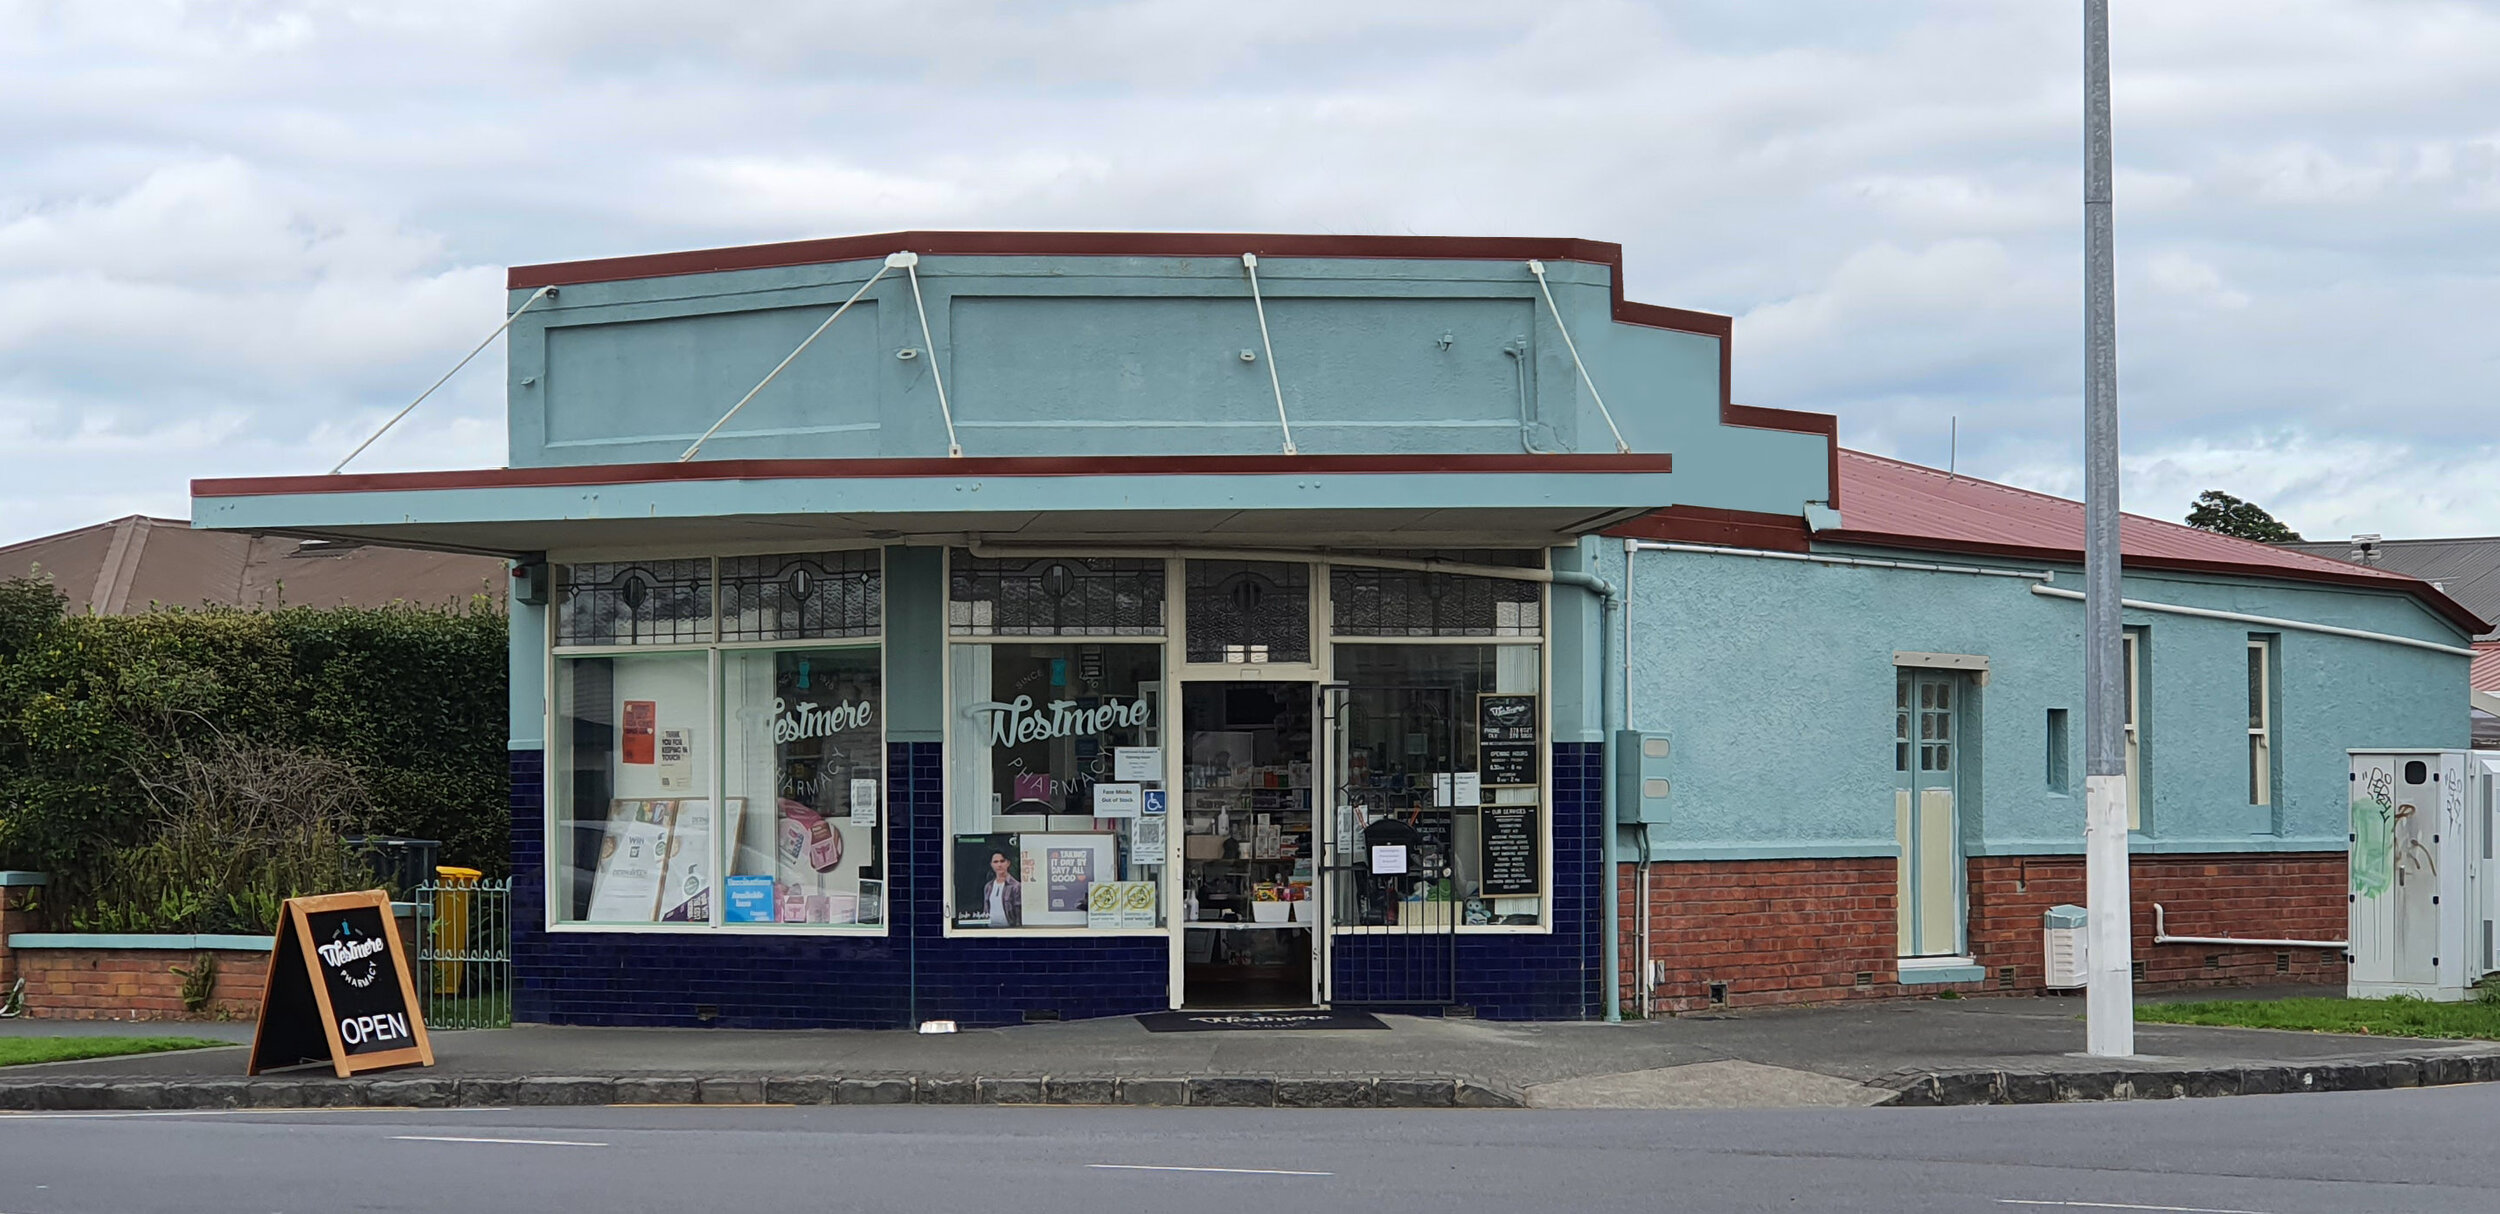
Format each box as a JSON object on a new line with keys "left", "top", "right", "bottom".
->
{"left": 0, "top": 0, "right": 2496, "bottom": 546}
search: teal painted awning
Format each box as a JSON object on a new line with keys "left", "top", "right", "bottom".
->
{"left": 193, "top": 453, "right": 1677, "bottom": 555}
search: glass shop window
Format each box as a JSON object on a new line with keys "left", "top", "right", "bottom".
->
{"left": 548, "top": 551, "right": 886, "bottom": 932}
{"left": 1185, "top": 559, "right": 1311, "bottom": 663}
{"left": 1329, "top": 560, "right": 1543, "bottom": 638}
{"left": 1329, "top": 643, "right": 1545, "bottom": 928}
{"left": 949, "top": 554, "right": 1165, "bottom": 637}
{"left": 947, "top": 641, "right": 1166, "bottom": 931}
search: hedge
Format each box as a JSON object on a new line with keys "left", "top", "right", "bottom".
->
{"left": 0, "top": 576, "right": 509, "bottom": 914}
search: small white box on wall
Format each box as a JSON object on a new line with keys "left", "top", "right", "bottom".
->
{"left": 2043, "top": 904, "right": 2088, "bottom": 989}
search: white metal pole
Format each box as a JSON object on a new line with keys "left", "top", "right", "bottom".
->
{"left": 2082, "top": 0, "right": 2135, "bottom": 1057}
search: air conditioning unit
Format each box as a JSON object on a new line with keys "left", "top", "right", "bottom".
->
{"left": 2043, "top": 904, "right": 2088, "bottom": 989}
{"left": 2348, "top": 750, "right": 2499, "bottom": 1001}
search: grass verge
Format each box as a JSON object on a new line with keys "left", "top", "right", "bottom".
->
{"left": 0, "top": 1036, "right": 233, "bottom": 1068}
{"left": 2139, "top": 995, "right": 2500, "bottom": 1041}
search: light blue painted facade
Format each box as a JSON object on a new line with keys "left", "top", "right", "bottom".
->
{"left": 1601, "top": 540, "right": 2473, "bottom": 862}
{"left": 199, "top": 235, "right": 2475, "bottom": 878}
{"left": 497, "top": 252, "right": 1825, "bottom": 518}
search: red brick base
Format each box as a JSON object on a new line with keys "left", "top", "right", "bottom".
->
{"left": 14, "top": 948, "right": 270, "bottom": 1021}
{"left": 1623, "top": 852, "right": 2346, "bottom": 1014}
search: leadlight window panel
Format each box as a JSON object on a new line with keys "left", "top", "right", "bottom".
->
{"left": 1185, "top": 560, "right": 1310, "bottom": 663}
{"left": 556, "top": 559, "right": 713, "bottom": 646}
{"left": 1329, "top": 566, "right": 1541, "bottom": 637}
{"left": 948, "top": 555, "right": 1166, "bottom": 637}
{"left": 720, "top": 550, "right": 882, "bottom": 641}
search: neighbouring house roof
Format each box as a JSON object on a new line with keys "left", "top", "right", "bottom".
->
{"left": 0, "top": 515, "right": 505, "bottom": 615}
{"left": 2279, "top": 535, "right": 2500, "bottom": 641}
{"left": 2475, "top": 641, "right": 2500, "bottom": 695}
{"left": 1811, "top": 451, "right": 2489, "bottom": 638}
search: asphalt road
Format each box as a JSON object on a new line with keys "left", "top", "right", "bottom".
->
{"left": 1, "top": 1084, "right": 2494, "bottom": 1214}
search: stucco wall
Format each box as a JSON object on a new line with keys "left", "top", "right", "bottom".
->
{"left": 1602, "top": 541, "right": 2470, "bottom": 860}
{"left": 498, "top": 253, "right": 1825, "bottom": 517}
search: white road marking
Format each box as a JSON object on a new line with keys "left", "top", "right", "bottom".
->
{"left": 392, "top": 1135, "right": 606, "bottom": 1147}
{"left": 0, "top": 1107, "right": 511, "bottom": 1120}
{"left": 1089, "top": 1164, "right": 1332, "bottom": 1177}
{"left": 1997, "top": 1201, "right": 2275, "bottom": 1214}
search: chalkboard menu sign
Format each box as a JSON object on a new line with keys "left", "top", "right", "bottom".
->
{"left": 1482, "top": 743, "right": 1536, "bottom": 788}
{"left": 248, "top": 890, "right": 434, "bottom": 1078}
{"left": 1478, "top": 804, "right": 1540, "bottom": 897}
{"left": 1478, "top": 694, "right": 1537, "bottom": 743}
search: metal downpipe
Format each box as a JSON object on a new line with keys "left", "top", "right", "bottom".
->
{"left": 1551, "top": 564, "right": 1621, "bottom": 1021}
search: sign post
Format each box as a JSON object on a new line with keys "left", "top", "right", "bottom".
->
{"left": 248, "top": 889, "right": 435, "bottom": 1077}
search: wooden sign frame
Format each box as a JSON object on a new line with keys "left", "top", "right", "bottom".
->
{"left": 248, "top": 889, "right": 435, "bottom": 1078}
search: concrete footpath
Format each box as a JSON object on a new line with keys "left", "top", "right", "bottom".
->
{"left": 5, "top": 990, "right": 2496, "bottom": 1111}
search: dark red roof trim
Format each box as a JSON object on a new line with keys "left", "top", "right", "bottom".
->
{"left": 193, "top": 452, "right": 1674, "bottom": 499}
{"left": 1604, "top": 505, "right": 1811, "bottom": 553}
{"left": 503, "top": 230, "right": 1839, "bottom": 503}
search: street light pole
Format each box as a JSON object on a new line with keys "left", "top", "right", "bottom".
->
{"left": 2082, "top": 0, "right": 2135, "bottom": 1057}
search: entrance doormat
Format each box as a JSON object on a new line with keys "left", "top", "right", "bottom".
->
{"left": 1138, "top": 1009, "right": 1389, "bottom": 1032}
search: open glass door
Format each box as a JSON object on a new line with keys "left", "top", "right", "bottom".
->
{"left": 1177, "top": 680, "right": 1318, "bottom": 1008}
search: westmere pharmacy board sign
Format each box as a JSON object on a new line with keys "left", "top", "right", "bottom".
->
{"left": 248, "top": 890, "right": 435, "bottom": 1078}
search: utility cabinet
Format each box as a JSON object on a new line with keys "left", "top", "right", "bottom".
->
{"left": 2347, "top": 750, "right": 2499, "bottom": 1001}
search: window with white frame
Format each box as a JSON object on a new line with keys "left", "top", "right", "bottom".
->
{"left": 2122, "top": 628, "right": 2144, "bottom": 830}
{"left": 2247, "top": 635, "right": 2275, "bottom": 806}
{"left": 946, "top": 554, "right": 1169, "bottom": 932}
{"left": 549, "top": 552, "right": 887, "bottom": 931}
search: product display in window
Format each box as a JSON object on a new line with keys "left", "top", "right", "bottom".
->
{"left": 724, "top": 647, "right": 884, "bottom": 926}
{"left": 949, "top": 641, "right": 1165, "bottom": 930}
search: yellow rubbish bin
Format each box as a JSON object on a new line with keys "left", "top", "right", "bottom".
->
{"left": 432, "top": 866, "right": 482, "bottom": 995}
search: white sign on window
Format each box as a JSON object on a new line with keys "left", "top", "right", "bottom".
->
{"left": 1370, "top": 844, "right": 1408, "bottom": 875}
{"left": 1114, "top": 747, "right": 1162, "bottom": 782}
{"left": 849, "top": 778, "right": 879, "bottom": 826}
{"left": 1432, "top": 772, "right": 1480, "bottom": 807}
{"left": 1092, "top": 782, "right": 1143, "bottom": 817}
{"left": 657, "top": 728, "right": 694, "bottom": 791}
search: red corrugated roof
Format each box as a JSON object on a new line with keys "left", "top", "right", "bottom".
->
{"left": 2473, "top": 641, "right": 2500, "bottom": 694}
{"left": 1821, "top": 450, "right": 2490, "bottom": 636}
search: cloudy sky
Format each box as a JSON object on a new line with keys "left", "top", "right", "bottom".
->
{"left": 2, "top": 0, "right": 2494, "bottom": 545}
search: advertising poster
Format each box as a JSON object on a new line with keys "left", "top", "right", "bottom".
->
{"left": 1119, "top": 879, "right": 1158, "bottom": 928}
{"left": 657, "top": 727, "right": 694, "bottom": 790}
{"left": 587, "top": 800, "right": 674, "bottom": 921}
{"left": 622, "top": 700, "right": 657, "bottom": 764}
{"left": 1020, "top": 832, "right": 1115, "bottom": 927}
{"left": 659, "top": 798, "right": 745, "bottom": 923}
{"left": 1087, "top": 881, "right": 1123, "bottom": 930}
{"left": 1045, "top": 846, "right": 1094, "bottom": 914}
{"left": 724, "top": 875, "right": 776, "bottom": 923}
{"left": 954, "top": 834, "right": 1023, "bottom": 929}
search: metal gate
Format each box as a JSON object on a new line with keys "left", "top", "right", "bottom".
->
{"left": 1322, "top": 683, "right": 1461, "bottom": 1007}
{"left": 414, "top": 874, "right": 512, "bottom": 1029}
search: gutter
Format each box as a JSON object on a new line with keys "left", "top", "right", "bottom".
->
{"left": 2030, "top": 585, "right": 2478, "bottom": 658}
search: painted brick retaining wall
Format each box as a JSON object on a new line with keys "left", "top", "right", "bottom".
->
{"left": 14, "top": 947, "right": 269, "bottom": 1021}
{"left": 1625, "top": 852, "right": 2348, "bottom": 1014}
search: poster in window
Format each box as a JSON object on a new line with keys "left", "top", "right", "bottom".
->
{"left": 1021, "top": 832, "right": 1115, "bottom": 927}
{"left": 954, "top": 834, "right": 1022, "bottom": 929}
{"left": 1482, "top": 742, "right": 1536, "bottom": 788}
{"left": 587, "top": 800, "right": 673, "bottom": 921}
{"left": 1478, "top": 803, "right": 1539, "bottom": 897}
{"left": 622, "top": 700, "right": 657, "bottom": 764}
{"left": 1478, "top": 694, "right": 1537, "bottom": 743}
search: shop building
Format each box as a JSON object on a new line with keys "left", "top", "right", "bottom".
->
{"left": 189, "top": 232, "right": 2487, "bottom": 1027}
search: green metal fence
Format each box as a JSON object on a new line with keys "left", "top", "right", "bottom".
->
{"left": 414, "top": 874, "right": 512, "bottom": 1030}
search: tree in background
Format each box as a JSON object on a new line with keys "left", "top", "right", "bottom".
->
{"left": 2186, "top": 490, "right": 2304, "bottom": 543}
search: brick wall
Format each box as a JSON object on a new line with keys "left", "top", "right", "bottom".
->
{"left": 14, "top": 947, "right": 270, "bottom": 1021}
{"left": 1624, "top": 851, "right": 2347, "bottom": 1013}
{"left": 1967, "top": 853, "right": 2347, "bottom": 992}
{"left": 1626, "top": 857, "right": 1900, "bottom": 1013}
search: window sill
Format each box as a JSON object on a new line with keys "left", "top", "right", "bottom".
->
{"left": 1896, "top": 958, "right": 1985, "bottom": 985}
